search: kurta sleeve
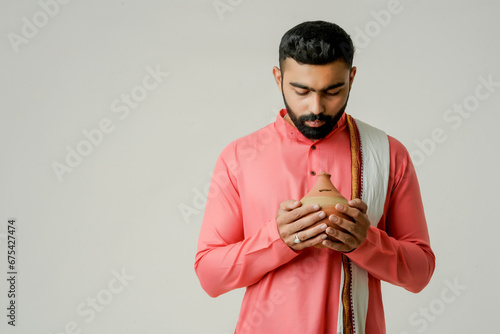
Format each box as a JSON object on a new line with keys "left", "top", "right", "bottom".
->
{"left": 347, "top": 136, "right": 435, "bottom": 293}
{"left": 194, "top": 143, "right": 299, "bottom": 297}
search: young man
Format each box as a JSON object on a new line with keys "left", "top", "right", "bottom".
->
{"left": 195, "top": 21, "right": 435, "bottom": 334}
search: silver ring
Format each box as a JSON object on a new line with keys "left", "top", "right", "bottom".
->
{"left": 294, "top": 233, "right": 301, "bottom": 244}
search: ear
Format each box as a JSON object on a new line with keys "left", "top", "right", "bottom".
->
{"left": 349, "top": 66, "right": 357, "bottom": 88}
{"left": 272, "top": 66, "right": 283, "bottom": 93}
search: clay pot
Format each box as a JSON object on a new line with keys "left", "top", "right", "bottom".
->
{"left": 300, "top": 172, "right": 353, "bottom": 246}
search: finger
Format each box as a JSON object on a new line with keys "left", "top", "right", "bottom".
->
{"left": 325, "top": 226, "right": 357, "bottom": 246}
{"left": 323, "top": 223, "right": 363, "bottom": 253}
{"left": 281, "top": 203, "right": 322, "bottom": 227}
{"left": 277, "top": 203, "right": 323, "bottom": 243}
{"left": 289, "top": 209, "right": 325, "bottom": 232}
{"left": 329, "top": 214, "right": 363, "bottom": 236}
{"left": 295, "top": 222, "right": 328, "bottom": 242}
{"left": 347, "top": 198, "right": 368, "bottom": 214}
{"left": 277, "top": 200, "right": 303, "bottom": 226}
{"left": 335, "top": 203, "right": 368, "bottom": 225}
{"left": 321, "top": 237, "right": 354, "bottom": 253}
{"left": 293, "top": 232, "right": 328, "bottom": 250}
{"left": 279, "top": 200, "right": 302, "bottom": 212}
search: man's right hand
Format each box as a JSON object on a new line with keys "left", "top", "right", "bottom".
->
{"left": 276, "top": 200, "right": 328, "bottom": 250}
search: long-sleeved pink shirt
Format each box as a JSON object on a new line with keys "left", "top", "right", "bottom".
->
{"left": 195, "top": 110, "right": 435, "bottom": 333}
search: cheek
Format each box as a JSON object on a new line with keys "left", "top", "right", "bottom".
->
{"left": 330, "top": 97, "right": 346, "bottom": 108}
{"left": 327, "top": 92, "right": 349, "bottom": 109}
{"left": 284, "top": 91, "right": 307, "bottom": 108}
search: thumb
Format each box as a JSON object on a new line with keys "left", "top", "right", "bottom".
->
{"left": 280, "top": 199, "right": 301, "bottom": 211}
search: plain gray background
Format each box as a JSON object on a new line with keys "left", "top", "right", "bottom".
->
{"left": 1, "top": 0, "right": 499, "bottom": 333}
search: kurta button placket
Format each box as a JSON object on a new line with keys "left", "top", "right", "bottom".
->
{"left": 309, "top": 142, "right": 320, "bottom": 179}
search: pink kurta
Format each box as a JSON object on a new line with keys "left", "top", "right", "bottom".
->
{"left": 195, "top": 110, "right": 435, "bottom": 333}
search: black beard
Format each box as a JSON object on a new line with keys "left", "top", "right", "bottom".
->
{"left": 282, "top": 93, "right": 348, "bottom": 140}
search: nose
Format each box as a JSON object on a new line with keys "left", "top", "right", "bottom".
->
{"left": 309, "top": 93, "right": 325, "bottom": 115}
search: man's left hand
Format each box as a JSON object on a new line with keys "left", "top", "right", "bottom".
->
{"left": 322, "top": 198, "right": 370, "bottom": 253}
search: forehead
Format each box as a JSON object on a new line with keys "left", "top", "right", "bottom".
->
{"left": 281, "top": 58, "right": 351, "bottom": 86}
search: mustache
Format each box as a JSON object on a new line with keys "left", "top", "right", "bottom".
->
{"left": 299, "top": 113, "right": 333, "bottom": 122}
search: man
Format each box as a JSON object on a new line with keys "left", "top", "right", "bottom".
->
{"left": 195, "top": 21, "right": 435, "bottom": 334}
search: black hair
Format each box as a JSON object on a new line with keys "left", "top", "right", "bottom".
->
{"left": 279, "top": 21, "right": 355, "bottom": 70}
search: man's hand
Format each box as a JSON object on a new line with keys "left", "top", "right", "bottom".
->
{"left": 322, "top": 198, "right": 371, "bottom": 253}
{"left": 276, "top": 200, "right": 328, "bottom": 250}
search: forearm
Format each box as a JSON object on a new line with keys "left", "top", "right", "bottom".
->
{"left": 195, "top": 218, "right": 298, "bottom": 297}
{"left": 347, "top": 226, "right": 435, "bottom": 293}
{"left": 346, "top": 136, "right": 436, "bottom": 292}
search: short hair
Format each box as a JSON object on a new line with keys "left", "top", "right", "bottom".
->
{"left": 278, "top": 21, "right": 355, "bottom": 70}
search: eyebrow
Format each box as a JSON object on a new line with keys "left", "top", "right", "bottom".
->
{"left": 289, "top": 81, "right": 345, "bottom": 92}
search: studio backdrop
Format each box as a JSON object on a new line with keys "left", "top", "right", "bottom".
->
{"left": 1, "top": 1, "right": 499, "bottom": 333}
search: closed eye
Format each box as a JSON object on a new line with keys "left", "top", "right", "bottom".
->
{"left": 295, "top": 90, "right": 309, "bottom": 96}
{"left": 325, "top": 90, "right": 341, "bottom": 96}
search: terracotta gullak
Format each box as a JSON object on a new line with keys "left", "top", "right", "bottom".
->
{"left": 300, "top": 172, "right": 353, "bottom": 247}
